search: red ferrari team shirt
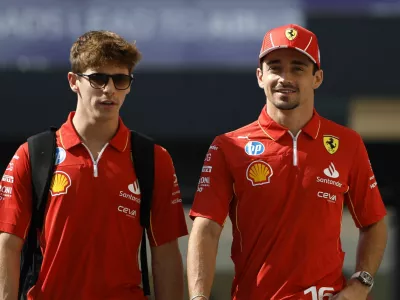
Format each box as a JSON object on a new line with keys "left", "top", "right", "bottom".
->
{"left": 190, "top": 106, "right": 386, "bottom": 300}
{"left": 0, "top": 112, "right": 188, "bottom": 300}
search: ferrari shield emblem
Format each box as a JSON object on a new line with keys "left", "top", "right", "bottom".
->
{"left": 323, "top": 135, "right": 339, "bottom": 154}
{"left": 285, "top": 28, "right": 298, "bottom": 41}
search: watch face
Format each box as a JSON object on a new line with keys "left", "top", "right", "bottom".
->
{"left": 360, "top": 272, "right": 373, "bottom": 285}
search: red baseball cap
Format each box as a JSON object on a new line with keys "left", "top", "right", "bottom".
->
{"left": 259, "top": 24, "right": 321, "bottom": 68}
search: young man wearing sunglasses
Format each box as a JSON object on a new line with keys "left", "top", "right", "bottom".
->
{"left": 0, "top": 30, "right": 188, "bottom": 300}
{"left": 187, "top": 24, "right": 387, "bottom": 300}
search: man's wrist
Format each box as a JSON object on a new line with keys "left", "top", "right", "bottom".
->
{"left": 347, "top": 277, "right": 371, "bottom": 295}
{"left": 350, "top": 270, "right": 374, "bottom": 292}
{"left": 190, "top": 294, "right": 208, "bottom": 300}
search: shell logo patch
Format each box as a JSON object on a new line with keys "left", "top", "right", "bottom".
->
{"left": 246, "top": 160, "right": 274, "bottom": 186}
{"left": 50, "top": 171, "right": 72, "bottom": 196}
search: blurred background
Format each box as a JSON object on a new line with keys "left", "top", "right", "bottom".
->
{"left": 0, "top": 0, "right": 398, "bottom": 299}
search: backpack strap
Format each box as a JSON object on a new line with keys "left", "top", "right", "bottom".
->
{"left": 19, "top": 127, "right": 57, "bottom": 300}
{"left": 130, "top": 130, "right": 155, "bottom": 297}
{"left": 29, "top": 127, "right": 58, "bottom": 229}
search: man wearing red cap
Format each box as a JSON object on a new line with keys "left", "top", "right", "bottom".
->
{"left": 187, "top": 24, "right": 387, "bottom": 300}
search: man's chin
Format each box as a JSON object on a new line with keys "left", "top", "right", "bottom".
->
{"left": 273, "top": 102, "right": 299, "bottom": 111}
{"left": 94, "top": 110, "right": 119, "bottom": 122}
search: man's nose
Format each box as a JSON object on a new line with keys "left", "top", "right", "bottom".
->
{"left": 103, "top": 77, "right": 116, "bottom": 94}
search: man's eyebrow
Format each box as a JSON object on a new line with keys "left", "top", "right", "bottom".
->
{"left": 265, "top": 59, "right": 309, "bottom": 67}
{"left": 265, "top": 59, "right": 281, "bottom": 65}
{"left": 291, "top": 60, "right": 309, "bottom": 67}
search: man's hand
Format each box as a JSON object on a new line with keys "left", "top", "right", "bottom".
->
{"left": 332, "top": 279, "right": 371, "bottom": 300}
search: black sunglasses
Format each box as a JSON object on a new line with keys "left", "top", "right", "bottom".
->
{"left": 76, "top": 73, "right": 134, "bottom": 90}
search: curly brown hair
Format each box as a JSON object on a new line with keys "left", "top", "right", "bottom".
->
{"left": 70, "top": 30, "right": 142, "bottom": 73}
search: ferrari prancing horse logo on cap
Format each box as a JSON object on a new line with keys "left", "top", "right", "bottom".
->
{"left": 285, "top": 28, "right": 298, "bottom": 41}
{"left": 323, "top": 135, "right": 339, "bottom": 154}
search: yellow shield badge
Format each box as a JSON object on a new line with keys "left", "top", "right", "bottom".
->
{"left": 285, "top": 28, "right": 298, "bottom": 41}
{"left": 323, "top": 135, "right": 339, "bottom": 154}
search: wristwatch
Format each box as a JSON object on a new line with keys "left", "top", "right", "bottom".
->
{"left": 351, "top": 271, "right": 374, "bottom": 290}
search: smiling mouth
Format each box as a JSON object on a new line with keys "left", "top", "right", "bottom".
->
{"left": 274, "top": 89, "right": 297, "bottom": 94}
{"left": 99, "top": 101, "right": 116, "bottom": 106}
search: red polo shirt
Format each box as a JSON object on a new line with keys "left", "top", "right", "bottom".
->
{"left": 0, "top": 112, "right": 188, "bottom": 300}
{"left": 190, "top": 106, "right": 386, "bottom": 300}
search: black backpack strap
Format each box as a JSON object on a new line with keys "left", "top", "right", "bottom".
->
{"left": 28, "top": 127, "right": 58, "bottom": 228}
{"left": 131, "top": 130, "right": 155, "bottom": 297}
{"left": 19, "top": 127, "right": 57, "bottom": 300}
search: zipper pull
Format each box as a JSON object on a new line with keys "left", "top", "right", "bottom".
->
{"left": 93, "top": 163, "right": 98, "bottom": 177}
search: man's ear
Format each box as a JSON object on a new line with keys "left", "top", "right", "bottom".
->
{"left": 256, "top": 67, "right": 264, "bottom": 89}
{"left": 68, "top": 72, "right": 79, "bottom": 93}
{"left": 313, "top": 69, "right": 323, "bottom": 90}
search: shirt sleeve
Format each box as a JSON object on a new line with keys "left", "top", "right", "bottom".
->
{"left": 189, "top": 136, "right": 234, "bottom": 226}
{"left": 0, "top": 143, "right": 32, "bottom": 239}
{"left": 345, "top": 135, "right": 387, "bottom": 228}
{"left": 148, "top": 145, "right": 188, "bottom": 247}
